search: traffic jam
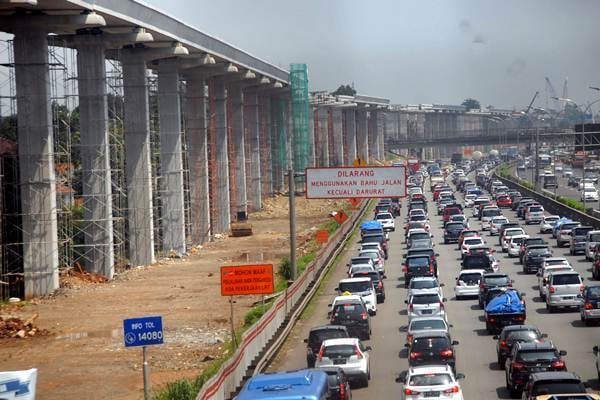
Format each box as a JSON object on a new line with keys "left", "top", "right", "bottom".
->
{"left": 238, "top": 157, "right": 600, "bottom": 400}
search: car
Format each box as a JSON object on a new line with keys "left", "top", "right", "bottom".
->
{"left": 512, "top": 197, "right": 534, "bottom": 212}
{"left": 507, "top": 234, "right": 529, "bottom": 257}
{"left": 448, "top": 214, "right": 469, "bottom": 228}
{"left": 498, "top": 222, "right": 522, "bottom": 246}
{"left": 443, "top": 206, "right": 463, "bottom": 223}
{"left": 398, "top": 365, "right": 464, "bottom": 400}
{"left": 579, "top": 178, "right": 596, "bottom": 190}
{"left": 521, "top": 371, "right": 589, "bottom": 400}
{"left": 305, "top": 325, "right": 350, "bottom": 367}
{"left": 403, "top": 247, "right": 439, "bottom": 275}
{"left": 584, "top": 230, "right": 600, "bottom": 260}
{"left": 375, "top": 212, "right": 395, "bottom": 232}
{"left": 361, "top": 232, "right": 388, "bottom": 259}
{"left": 481, "top": 207, "right": 502, "bottom": 230}
{"left": 460, "top": 236, "right": 485, "bottom": 258}
{"left": 407, "top": 276, "right": 444, "bottom": 300}
{"left": 497, "top": 195, "right": 513, "bottom": 208}
{"left": 403, "top": 255, "right": 436, "bottom": 286}
{"left": 569, "top": 226, "right": 594, "bottom": 255}
{"left": 454, "top": 269, "right": 485, "bottom": 300}
{"left": 315, "top": 338, "right": 371, "bottom": 387}
{"left": 505, "top": 341, "right": 568, "bottom": 398}
{"left": 501, "top": 227, "right": 526, "bottom": 252}
{"left": 545, "top": 271, "right": 584, "bottom": 312}
{"left": 556, "top": 222, "right": 581, "bottom": 247}
{"left": 406, "top": 332, "right": 459, "bottom": 372}
{"left": 579, "top": 284, "right": 600, "bottom": 326}
{"left": 357, "top": 250, "right": 385, "bottom": 277}
{"left": 493, "top": 325, "right": 547, "bottom": 369}
{"left": 464, "top": 193, "right": 477, "bottom": 207}
{"left": 594, "top": 246, "right": 600, "bottom": 280}
{"left": 524, "top": 204, "right": 544, "bottom": 224}
{"left": 236, "top": 369, "right": 331, "bottom": 400}
{"left": 329, "top": 299, "right": 371, "bottom": 340}
{"left": 519, "top": 238, "right": 547, "bottom": 263}
{"left": 401, "top": 316, "right": 452, "bottom": 346}
{"left": 320, "top": 367, "right": 352, "bottom": 400}
{"left": 523, "top": 245, "right": 552, "bottom": 274}
{"left": 594, "top": 345, "right": 600, "bottom": 381}
{"left": 537, "top": 262, "right": 573, "bottom": 300}
{"left": 517, "top": 200, "right": 537, "bottom": 218}
{"left": 359, "top": 242, "right": 385, "bottom": 259}
{"left": 461, "top": 253, "right": 495, "bottom": 273}
{"left": 351, "top": 270, "right": 385, "bottom": 303}
{"left": 336, "top": 277, "right": 378, "bottom": 315}
{"left": 444, "top": 222, "right": 466, "bottom": 244}
{"left": 407, "top": 229, "right": 432, "bottom": 248}
{"left": 406, "top": 292, "right": 447, "bottom": 321}
{"left": 347, "top": 263, "right": 375, "bottom": 278}
{"left": 457, "top": 229, "right": 479, "bottom": 249}
{"left": 478, "top": 272, "right": 513, "bottom": 309}
{"left": 489, "top": 216, "right": 510, "bottom": 236}
{"left": 539, "top": 215, "right": 560, "bottom": 234}
{"left": 581, "top": 186, "right": 600, "bottom": 201}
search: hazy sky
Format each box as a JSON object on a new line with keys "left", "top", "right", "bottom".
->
{"left": 145, "top": 0, "right": 600, "bottom": 109}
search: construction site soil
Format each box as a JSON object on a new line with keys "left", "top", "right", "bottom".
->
{"left": 0, "top": 196, "right": 344, "bottom": 399}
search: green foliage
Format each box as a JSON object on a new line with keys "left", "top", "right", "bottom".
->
{"left": 278, "top": 256, "right": 292, "bottom": 280}
{"left": 462, "top": 98, "right": 481, "bottom": 110}
{"left": 0, "top": 114, "right": 17, "bottom": 141}
{"left": 298, "top": 252, "right": 317, "bottom": 274}
{"left": 244, "top": 303, "right": 269, "bottom": 328}
{"left": 332, "top": 84, "right": 356, "bottom": 96}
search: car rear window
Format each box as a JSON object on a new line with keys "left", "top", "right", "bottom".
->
{"left": 573, "top": 227, "right": 593, "bottom": 236}
{"left": 463, "top": 255, "right": 490, "bottom": 269}
{"left": 407, "top": 257, "right": 429, "bottom": 267}
{"left": 332, "top": 303, "right": 364, "bottom": 318}
{"left": 589, "top": 233, "right": 600, "bottom": 241}
{"left": 531, "top": 382, "right": 586, "bottom": 396}
{"left": 464, "top": 238, "right": 483, "bottom": 245}
{"left": 411, "top": 232, "right": 431, "bottom": 241}
{"left": 458, "top": 272, "right": 482, "bottom": 283}
{"left": 526, "top": 238, "right": 545, "bottom": 245}
{"left": 587, "top": 287, "right": 600, "bottom": 299}
{"left": 552, "top": 274, "right": 581, "bottom": 285}
{"left": 446, "top": 223, "right": 464, "bottom": 230}
{"left": 410, "top": 319, "right": 446, "bottom": 331}
{"left": 484, "top": 276, "right": 510, "bottom": 286}
{"left": 529, "top": 247, "right": 550, "bottom": 255}
{"left": 362, "top": 234, "right": 384, "bottom": 243}
{"left": 412, "top": 337, "right": 449, "bottom": 351}
{"left": 310, "top": 329, "right": 348, "bottom": 345}
{"left": 504, "top": 229, "right": 524, "bottom": 236}
{"left": 409, "top": 373, "right": 452, "bottom": 386}
{"left": 529, "top": 206, "right": 543, "bottom": 212}
{"left": 376, "top": 213, "right": 392, "bottom": 220}
{"left": 561, "top": 223, "right": 580, "bottom": 230}
{"left": 411, "top": 294, "right": 440, "bottom": 304}
{"left": 483, "top": 209, "right": 501, "bottom": 217}
{"left": 506, "top": 330, "right": 540, "bottom": 343}
{"left": 323, "top": 344, "right": 356, "bottom": 358}
{"left": 339, "top": 281, "right": 371, "bottom": 293}
{"left": 516, "top": 350, "right": 557, "bottom": 362}
{"left": 410, "top": 280, "right": 437, "bottom": 289}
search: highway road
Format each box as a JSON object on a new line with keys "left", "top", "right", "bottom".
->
{"left": 268, "top": 178, "right": 600, "bottom": 399}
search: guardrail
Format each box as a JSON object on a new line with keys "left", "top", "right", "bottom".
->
{"left": 196, "top": 200, "right": 369, "bottom": 400}
{"left": 493, "top": 171, "right": 600, "bottom": 229}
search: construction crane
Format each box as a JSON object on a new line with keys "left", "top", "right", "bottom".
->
{"left": 545, "top": 77, "right": 560, "bottom": 111}
{"left": 525, "top": 91, "right": 539, "bottom": 114}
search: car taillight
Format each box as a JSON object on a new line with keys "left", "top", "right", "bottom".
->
{"left": 440, "top": 349, "right": 453, "bottom": 358}
{"left": 402, "top": 265, "right": 407, "bottom": 273}
{"left": 377, "top": 281, "right": 383, "bottom": 289}
{"left": 515, "top": 315, "right": 525, "bottom": 321}
{"left": 508, "top": 281, "right": 513, "bottom": 288}
{"left": 551, "top": 360, "right": 566, "bottom": 370}
{"left": 407, "top": 334, "right": 414, "bottom": 344}
{"left": 480, "top": 283, "right": 487, "bottom": 289}
{"left": 361, "top": 312, "right": 368, "bottom": 320}
{"left": 549, "top": 286, "right": 555, "bottom": 294}
{"left": 339, "top": 383, "right": 345, "bottom": 399}
{"left": 404, "top": 388, "right": 420, "bottom": 395}
{"left": 584, "top": 302, "right": 593, "bottom": 310}
{"left": 409, "top": 351, "right": 422, "bottom": 360}
{"left": 355, "top": 345, "right": 363, "bottom": 359}
{"left": 429, "top": 265, "right": 434, "bottom": 274}
{"left": 462, "top": 245, "right": 467, "bottom": 250}
{"left": 317, "top": 346, "right": 324, "bottom": 362}
{"left": 443, "top": 386, "right": 460, "bottom": 394}
{"left": 500, "top": 340, "right": 508, "bottom": 349}
{"left": 439, "top": 301, "right": 445, "bottom": 309}
{"left": 408, "top": 303, "right": 414, "bottom": 311}
{"left": 511, "top": 361, "right": 525, "bottom": 371}
{"left": 580, "top": 284, "right": 585, "bottom": 293}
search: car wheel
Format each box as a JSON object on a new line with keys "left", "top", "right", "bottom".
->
{"left": 486, "top": 321, "right": 492, "bottom": 333}
{"left": 584, "top": 318, "right": 592, "bottom": 327}
{"left": 509, "top": 387, "right": 521, "bottom": 399}
{"left": 363, "top": 374, "right": 369, "bottom": 388}
{"left": 497, "top": 354, "right": 505, "bottom": 370}
{"left": 547, "top": 303, "right": 554, "bottom": 313}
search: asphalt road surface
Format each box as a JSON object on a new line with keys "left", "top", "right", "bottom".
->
{"left": 268, "top": 179, "right": 600, "bottom": 399}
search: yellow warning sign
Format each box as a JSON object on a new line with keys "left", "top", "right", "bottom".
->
{"left": 353, "top": 158, "right": 367, "bottom": 167}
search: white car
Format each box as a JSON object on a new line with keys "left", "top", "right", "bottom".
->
{"left": 579, "top": 178, "right": 596, "bottom": 190}
{"left": 501, "top": 227, "right": 526, "bottom": 252}
{"left": 400, "top": 365, "right": 464, "bottom": 400}
{"left": 407, "top": 276, "right": 444, "bottom": 300}
{"left": 454, "top": 269, "right": 485, "bottom": 300}
{"left": 375, "top": 212, "right": 395, "bottom": 232}
{"left": 537, "top": 262, "right": 573, "bottom": 300}
{"left": 348, "top": 263, "right": 375, "bottom": 278}
{"left": 563, "top": 168, "right": 573, "bottom": 177}
{"left": 359, "top": 242, "right": 385, "bottom": 259}
{"left": 464, "top": 193, "right": 477, "bottom": 208}
{"left": 358, "top": 250, "right": 385, "bottom": 276}
{"left": 337, "top": 277, "right": 377, "bottom": 315}
{"left": 540, "top": 215, "right": 560, "bottom": 234}
{"left": 461, "top": 237, "right": 485, "bottom": 257}
{"left": 480, "top": 207, "right": 502, "bottom": 230}
{"left": 524, "top": 204, "right": 545, "bottom": 224}
{"left": 406, "top": 292, "right": 447, "bottom": 322}
{"left": 489, "top": 216, "right": 509, "bottom": 236}
{"left": 581, "top": 186, "right": 599, "bottom": 202}
{"left": 328, "top": 294, "right": 367, "bottom": 317}
{"left": 507, "top": 234, "right": 529, "bottom": 257}
{"left": 315, "top": 338, "right": 371, "bottom": 386}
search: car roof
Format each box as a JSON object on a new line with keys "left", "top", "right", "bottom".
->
{"left": 483, "top": 272, "right": 509, "bottom": 277}
{"left": 332, "top": 294, "right": 363, "bottom": 302}
{"left": 516, "top": 341, "right": 557, "bottom": 350}
{"left": 459, "top": 269, "right": 485, "bottom": 274}
{"left": 527, "top": 244, "right": 549, "bottom": 249}
{"left": 321, "top": 337, "right": 359, "bottom": 346}
{"left": 500, "top": 324, "right": 538, "bottom": 333}
{"left": 408, "top": 365, "right": 453, "bottom": 375}
{"left": 529, "top": 371, "right": 581, "bottom": 381}
{"left": 339, "top": 277, "right": 372, "bottom": 283}
{"left": 412, "top": 331, "right": 450, "bottom": 339}
{"left": 411, "top": 276, "right": 438, "bottom": 282}
{"left": 543, "top": 257, "right": 568, "bottom": 262}
{"left": 309, "top": 325, "right": 349, "bottom": 333}
{"left": 549, "top": 270, "right": 581, "bottom": 276}
{"left": 409, "top": 316, "right": 447, "bottom": 323}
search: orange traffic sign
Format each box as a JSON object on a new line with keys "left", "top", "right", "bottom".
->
{"left": 348, "top": 198, "right": 361, "bottom": 207}
{"left": 315, "top": 230, "right": 329, "bottom": 244}
{"left": 220, "top": 264, "right": 274, "bottom": 296}
{"left": 334, "top": 210, "right": 348, "bottom": 224}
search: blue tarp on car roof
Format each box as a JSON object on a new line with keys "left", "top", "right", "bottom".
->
{"left": 485, "top": 290, "right": 525, "bottom": 314}
{"left": 361, "top": 221, "right": 383, "bottom": 231}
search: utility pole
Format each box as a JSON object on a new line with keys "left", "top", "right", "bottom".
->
{"left": 534, "top": 127, "right": 540, "bottom": 191}
{"left": 288, "top": 169, "right": 297, "bottom": 281}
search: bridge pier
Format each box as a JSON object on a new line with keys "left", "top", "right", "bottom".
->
{"left": 244, "top": 90, "right": 261, "bottom": 212}
{"left": 368, "top": 110, "right": 378, "bottom": 162}
{"left": 344, "top": 108, "right": 357, "bottom": 165}
{"left": 377, "top": 111, "right": 385, "bottom": 161}
{"left": 156, "top": 60, "right": 186, "bottom": 256}
{"left": 14, "top": 27, "right": 59, "bottom": 297}
{"left": 330, "top": 107, "right": 344, "bottom": 166}
{"left": 229, "top": 83, "right": 248, "bottom": 218}
{"left": 75, "top": 33, "right": 114, "bottom": 277}
{"left": 260, "top": 94, "right": 273, "bottom": 198}
{"left": 211, "top": 78, "right": 231, "bottom": 233}
{"left": 356, "top": 109, "right": 369, "bottom": 163}
{"left": 315, "top": 107, "right": 329, "bottom": 167}
{"left": 121, "top": 49, "right": 155, "bottom": 266}
{"left": 184, "top": 72, "right": 211, "bottom": 244}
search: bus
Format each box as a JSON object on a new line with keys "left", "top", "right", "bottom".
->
{"left": 236, "top": 369, "right": 330, "bottom": 400}
{"left": 537, "top": 154, "right": 552, "bottom": 169}
{"left": 571, "top": 151, "right": 585, "bottom": 168}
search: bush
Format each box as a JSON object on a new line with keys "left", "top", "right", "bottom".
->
{"left": 278, "top": 256, "right": 292, "bottom": 280}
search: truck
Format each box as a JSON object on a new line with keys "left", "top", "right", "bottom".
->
{"left": 543, "top": 174, "right": 557, "bottom": 188}
{"left": 407, "top": 157, "right": 420, "bottom": 174}
{"left": 484, "top": 288, "right": 526, "bottom": 333}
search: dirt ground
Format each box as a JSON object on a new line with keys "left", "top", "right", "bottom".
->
{"left": 0, "top": 196, "right": 347, "bottom": 400}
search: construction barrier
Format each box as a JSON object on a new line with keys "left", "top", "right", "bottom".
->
{"left": 196, "top": 200, "right": 368, "bottom": 400}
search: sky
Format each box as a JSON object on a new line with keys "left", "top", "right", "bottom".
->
{"left": 132, "top": 1, "right": 599, "bottom": 109}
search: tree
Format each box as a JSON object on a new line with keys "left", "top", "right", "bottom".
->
{"left": 332, "top": 84, "right": 356, "bottom": 96}
{"left": 462, "top": 98, "right": 481, "bottom": 110}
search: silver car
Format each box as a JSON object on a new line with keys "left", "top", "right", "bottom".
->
{"left": 406, "top": 292, "right": 447, "bottom": 322}
{"left": 402, "top": 316, "right": 451, "bottom": 346}
{"left": 545, "top": 271, "right": 584, "bottom": 312}
{"left": 454, "top": 269, "right": 485, "bottom": 299}
{"left": 315, "top": 337, "right": 371, "bottom": 386}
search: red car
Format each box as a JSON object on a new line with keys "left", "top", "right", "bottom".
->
{"left": 458, "top": 229, "right": 479, "bottom": 249}
{"left": 443, "top": 206, "right": 461, "bottom": 222}
{"left": 496, "top": 195, "right": 512, "bottom": 208}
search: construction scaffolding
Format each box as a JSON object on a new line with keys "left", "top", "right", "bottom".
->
{"left": 290, "top": 64, "right": 309, "bottom": 173}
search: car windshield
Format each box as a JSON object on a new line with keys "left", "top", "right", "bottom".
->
{"left": 408, "top": 373, "right": 452, "bottom": 386}
{"left": 446, "top": 223, "right": 464, "bottom": 230}
{"left": 458, "top": 272, "right": 482, "bottom": 284}
{"left": 411, "top": 294, "right": 440, "bottom": 304}
{"left": 407, "top": 257, "right": 430, "bottom": 267}
{"left": 484, "top": 276, "right": 509, "bottom": 286}
{"left": 589, "top": 233, "right": 600, "bottom": 241}
{"left": 573, "top": 227, "right": 593, "bottom": 236}
{"left": 410, "top": 280, "right": 437, "bottom": 289}
{"left": 561, "top": 223, "right": 580, "bottom": 230}
{"left": 412, "top": 337, "right": 449, "bottom": 351}
{"left": 511, "top": 237, "right": 526, "bottom": 244}
{"left": 376, "top": 213, "right": 392, "bottom": 220}
{"left": 552, "top": 274, "right": 581, "bottom": 285}
{"left": 516, "top": 350, "right": 557, "bottom": 362}
{"left": 339, "top": 281, "right": 371, "bottom": 292}
{"left": 463, "top": 256, "right": 490, "bottom": 268}
{"left": 483, "top": 209, "right": 501, "bottom": 217}
{"left": 410, "top": 319, "right": 446, "bottom": 331}
{"left": 529, "top": 206, "right": 542, "bottom": 212}
{"left": 323, "top": 344, "right": 356, "bottom": 358}
{"left": 587, "top": 286, "right": 600, "bottom": 299}
{"left": 531, "top": 382, "right": 587, "bottom": 396}
{"left": 527, "top": 238, "right": 546, "bottom": 245}
{"left": 505, "top": 230, "right": 523, "bottom": 236}
{"left": 332, "top": 303, "right": 364, "bottom": 318}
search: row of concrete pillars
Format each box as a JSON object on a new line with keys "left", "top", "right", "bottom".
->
{"left": 13, "top": 29, "right": 291, "bottom": 297}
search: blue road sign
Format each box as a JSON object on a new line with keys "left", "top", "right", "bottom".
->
{"left": 123, "top": 316, "right": 164, "bottom": 347}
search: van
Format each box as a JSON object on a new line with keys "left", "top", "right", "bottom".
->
{"left": 236, "top": 369, "right": 330, "bottom": 400}
{"left": 545, "top": 271, "right": 583, "bottom": 312}
{"left": 585, "top": 230, "right": 600, "bottom": 260}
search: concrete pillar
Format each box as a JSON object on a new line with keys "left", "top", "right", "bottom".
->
{"left": 184, "top": 73, "right": 210, "bottom": 244}
{"left": 356, "top": 109, "right": 369, "bottom": 163}
{"left": 122, "top": 49, "right": 155, "bottom": 266}
{"left": 13, "top": 27, "right": 59, "bottom": 297}
{"left": 271, "top": 96, "right": 284, "bottom": 192}
{"left": 368, "top": 110, "right": 378, "bottom": 162}
{"left": 260, "top": 95, "right": 273, "bottom": 198}
{"left": 75, "top": 34, "right": 114, "bottom": 277}
{"left": 308, "top": 106, "right": 316, "bottom": 167}
{"left": 157, "top": 61, "right": 186, "bottom": 256}
{"left": 330, "top": 108, "right": 344, "bottom": 166}
{"left": 344, "top": 108, "right": 357, "bottom": 165}
{"left": 229, "top": 84, "right": 247, "bottom": 218}
{"left": 244, "top": 90, "right": 261, "bottom": 211}
{"left": 212, "top": 79, "right": 231, "bottom": 233}
{"left": 316, "top": 107, "right": 329, "bottom": 167}
{"left": 377, "top": 111, "right": 385, "bottom": 160}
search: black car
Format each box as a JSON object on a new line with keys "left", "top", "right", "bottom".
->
{"left": 304, "top": 325, "right": 349, "bottom": 367}
{"left": 519, "top": 238, "right": 547, "bottom": 263}
{"left": 579, "top": 284, "right": 600, "bottom": 326}
{"left": 361, "top": 233, "right": 388, "bottom": 259}
{"left": 329, "top": 300, "right": 371, "bottom": 340}
{"left": 517, "top": 200, "right": 537, "bottom": 218}
{"left": 461, "top": 253, "right": 494, "bottom": 273}
{"left": 443, "top": 222, "right": 465, "bottom": 244}
{"left": 522, "top": 371, "right": 586, "bottom": 400}
{"left": 512, "top": 197, "right": 534, "bottom": 212}
{"left": 406, "top": 332, "right": 459, "bottom": 372}
{"left": 478, "top": 273, "right": 512, "bottom": 308}
{"left": 352, "top": 270, "right": 385, "bottom": 303}
{"left": 320, "top": 366, "right": 352, "bottom": 400}
{"left": 404, "top": 248, "right": 439, "bottom": 276}
{"left": 403, "top": 255, "right": 434, "bottom": 287}
{"left": 505, "top": 341, "right": 567, "bottom": 398}
{"left": 568, "top": 175, "right": 581, "bottom": 187}
{"left": 522, "top": 245, "right": 552, "bottom": 274}
{"left": 493, "top": 325, "right": 546, "bottom": 369}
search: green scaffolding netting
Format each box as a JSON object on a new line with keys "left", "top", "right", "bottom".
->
{"left": 290, "top": 64, "right": 310, "bottom": 173}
